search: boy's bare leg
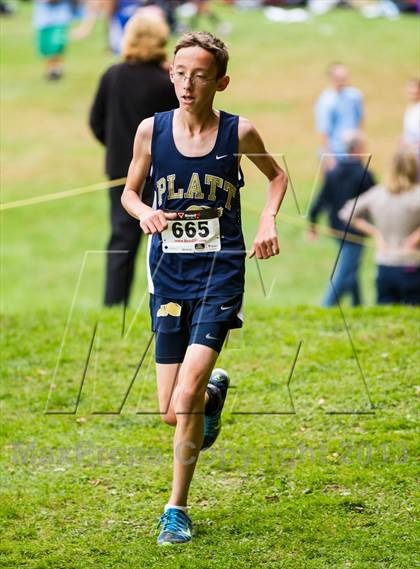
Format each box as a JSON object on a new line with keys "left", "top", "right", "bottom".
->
{"left": 46, "top": 55, "right": 63, "bottom": 79}
{"left": 156, "top": 358, "right": 211, "bottom": 428}
{"left": 156, "top": 363, "right": 181, "bottom": 426}
{"left": 165, "top": 344, "right": 219, "bottom": 507}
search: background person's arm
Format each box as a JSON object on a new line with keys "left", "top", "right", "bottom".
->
{"left": 239, "top": 118, "right": 288, "bottom": 260}
{"left": 338, "top": 189, "right": 387, "bottom": 250}
{"left": 350, "top": 218, "right": 388, "bottom": 251}
{"left": 307, "top": 173, "right": 331, "bottom": 241}
{"left": 356, "top": 89, "right": 364, "bottom": 129}
{"left": 89, "top": 70, "right": 109, "bottom": 145}
{"left": 402, "top": 227, "right": 420, "bottom": 251}
{"left": 121, "top": 118, "right": 176, "bottom": 234}
{"left": 71, "top": 0, "right": 105, "bottom": 40}
{"left": 105, "top": 0, "right": 118, "bottom": 18}
{"left": 315, "top": 93, "right": 336, "bottom": 170}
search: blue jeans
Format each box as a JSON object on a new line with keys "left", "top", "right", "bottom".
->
{"left": 322, "top": 240, "right": 364, "bottom": 307}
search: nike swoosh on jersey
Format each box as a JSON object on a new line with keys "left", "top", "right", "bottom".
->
{"left": 216, "top": 154, "right": 228, "bottom": 160}
{"left": 220, "top": 305, "right": 233, "bottom": 311}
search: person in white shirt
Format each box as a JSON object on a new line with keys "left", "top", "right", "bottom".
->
{"left": 402, "top": 78, "right": 420, "bottom": 154}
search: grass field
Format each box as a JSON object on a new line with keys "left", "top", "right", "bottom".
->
{"left": 1, "top": 3, "right": 419, "bottom": 568}
{"left": 1, "top": 305, "right": 419, "bottom": 568}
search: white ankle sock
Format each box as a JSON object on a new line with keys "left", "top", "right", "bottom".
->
{"left": 165, "top": 504, "right": 188, "bottom": 513}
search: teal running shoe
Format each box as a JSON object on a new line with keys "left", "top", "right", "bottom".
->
{"left": 201, "top": 368, "right": 230, "bottom": 451}
{"left": 157, "top": 508, "right": 192, "bottom": 545}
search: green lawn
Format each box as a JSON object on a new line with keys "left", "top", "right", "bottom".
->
{"left": 1, "top": 3, "right": 419, "bottom": 568}
{"left": 1, "top": 306, "right": 419, "bottom": 568}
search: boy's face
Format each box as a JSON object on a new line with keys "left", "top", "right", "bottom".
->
{"left": 170, "top": 46, "right": 229, "bottom": 111}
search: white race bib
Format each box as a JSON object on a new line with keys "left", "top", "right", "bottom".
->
{"left": 161, "top": 208, "right": 221, "bottom": 254}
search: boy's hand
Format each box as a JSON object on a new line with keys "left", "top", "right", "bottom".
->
{"left": 139, "top": 209, "right": 177, "bottom": 235}
{"left": 249, "top": 213, "right": 279, "bottom": 259}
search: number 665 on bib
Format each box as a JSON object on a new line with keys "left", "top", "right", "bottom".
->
{"left": 161, "top": 208, "right": 221, "bottom": 253}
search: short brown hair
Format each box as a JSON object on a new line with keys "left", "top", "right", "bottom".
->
{"left": 122, "top": 10, "right": 169, "bottom": 64}
{"left": 174, "top": 32, "right": 229, "bottom": 78}
{"left": 387, "top": 151, "right": 418, "bottom": 194}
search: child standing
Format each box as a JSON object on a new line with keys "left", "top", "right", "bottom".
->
{"left": 33, "top": 0, "right": 73, "bottom": 80}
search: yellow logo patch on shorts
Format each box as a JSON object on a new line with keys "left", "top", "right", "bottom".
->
{"left": 157, "top": 302, "right": 182, "bottom": 317}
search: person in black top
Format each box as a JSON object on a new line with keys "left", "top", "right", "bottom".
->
{"left": 89, "top": 10, "right": 178, "bottom": 306}
{"left": 308, "top": 131, "right": 375, "bottom": 306}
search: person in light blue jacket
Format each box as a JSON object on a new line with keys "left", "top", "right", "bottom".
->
{"left": 315, "top": 62, "right": 364, "bottom": 171}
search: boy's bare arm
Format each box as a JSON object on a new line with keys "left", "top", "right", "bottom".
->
{"left": 238, "top": 118, "right": 288, "bottom": 260}
{"left": 121, "top": 118, "right": 176, "bottom": 234}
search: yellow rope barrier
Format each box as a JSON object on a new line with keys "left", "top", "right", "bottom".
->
{"left": 0, "top": 177, "right": 373, "bottom": 247}
{"left": 0, "top": 177, "right": 127, "bottom": 211}
{"left": 2, "top": 177, "right": 416, "bottom": 256}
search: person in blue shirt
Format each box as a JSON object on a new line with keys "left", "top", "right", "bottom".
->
{"left": 108, "top": 0, "right": 143, "bottom": 54}
{"left": 315, "top": 62, "right": 364, "bottom": 171}
{"left": 121, "top": 32, "right": 288, "bottom": 545}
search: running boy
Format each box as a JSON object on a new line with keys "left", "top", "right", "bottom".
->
{"left": 121, "top": 32, "right": 288, "bottom": 545}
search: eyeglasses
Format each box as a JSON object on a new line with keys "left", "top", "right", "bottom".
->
{"left": 172, "top": 70, "right": 218, "bottom": 85}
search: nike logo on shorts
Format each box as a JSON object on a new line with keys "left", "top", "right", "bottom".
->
{"left": 216, "top": 154, "right": 228, "bottom": 160}
{"left": 220, "top": 305, "right": 233, "bottom": 311}
{"left": 206, "top": 333, "right": 220, "bottom": 341}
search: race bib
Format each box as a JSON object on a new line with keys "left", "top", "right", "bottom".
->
{"left": 161, "top": 208, "right": 221, "bottom": 254}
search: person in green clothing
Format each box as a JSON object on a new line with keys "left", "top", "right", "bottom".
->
{"left": 33, "top": 0, "right": 73, "bottom": 80}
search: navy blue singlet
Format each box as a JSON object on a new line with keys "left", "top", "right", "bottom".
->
{"left": 147, "top": 110, "right": 246, "bottom": 300}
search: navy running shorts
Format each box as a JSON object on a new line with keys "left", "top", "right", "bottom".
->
{"left": 150, "top": 294, "right": 243, "bottom": 364}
